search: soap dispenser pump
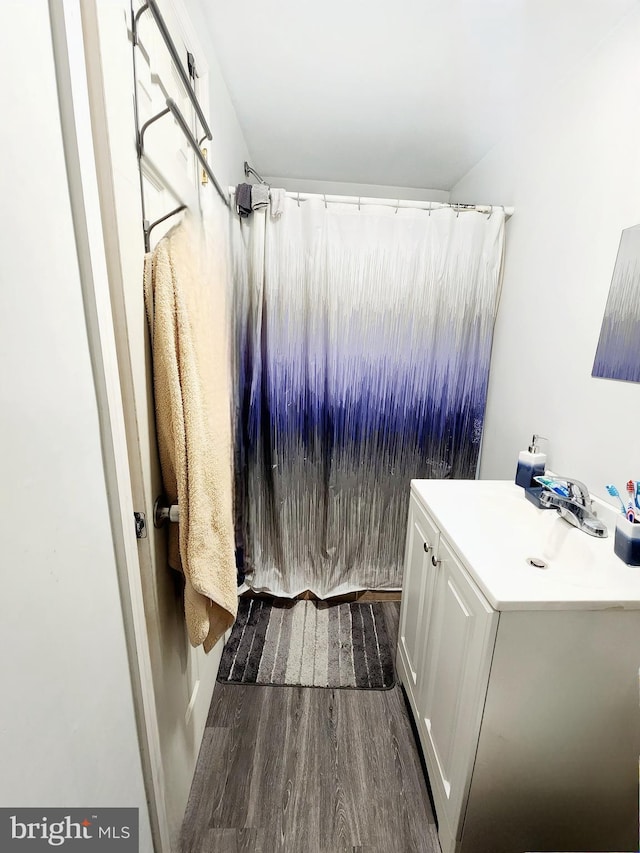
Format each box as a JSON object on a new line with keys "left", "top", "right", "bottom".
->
{"left": 515, "top": 434, "right": 547, "bottom": 489}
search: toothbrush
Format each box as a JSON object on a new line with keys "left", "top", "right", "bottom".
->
{"left": 534, "top": 476, "right": 569, "bottom": 498}
{"left": 606, "top": 484, "right": 626, "bottom": 515}
{"left": 626, "top": 481, "right": 638, "bottom": 522}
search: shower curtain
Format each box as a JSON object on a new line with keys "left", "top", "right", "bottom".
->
{"left": 231, "top": 197, "right": 505, "bottom": 597}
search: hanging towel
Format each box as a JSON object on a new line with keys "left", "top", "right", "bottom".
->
{"left": 270, "top": 188, "right": 286, "bottom": 219}
{"left": 251, "top": 183, "right": 270, "bottom": 210}
{"left": 235, "top": 183, "right": 252, "bottom": 218}
{"left": 144, "top": 215, "right": 237, "bottom": 652}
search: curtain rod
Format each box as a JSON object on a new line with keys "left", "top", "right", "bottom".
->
{"left": 244, "top": 161, "right": 267, "bottom": 184}
{"left": 230, "top": 186, "right": 513, "bottom": 218}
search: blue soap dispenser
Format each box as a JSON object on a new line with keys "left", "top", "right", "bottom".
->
{"left": 515, "top": 434, "right": 547, "bottom": 488}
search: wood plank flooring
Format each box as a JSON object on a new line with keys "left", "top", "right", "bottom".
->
{"left": 181, "top": 603, "right": 440, "bottom": 853}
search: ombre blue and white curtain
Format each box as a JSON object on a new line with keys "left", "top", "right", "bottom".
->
{"left": 231, "top": 197, "right": 505, "bottom": 597}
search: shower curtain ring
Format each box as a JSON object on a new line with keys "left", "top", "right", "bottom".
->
{"left": 428, "top": 203, "right": 432, "bottom": 217}
{"left": 297, "top": 192, "right": 300, "bottom": 207}
{"left": 395, "top": 199, "right": 400, "bottom": 214}
{"left": 488, "top": 205, "right": 493, "bottom": 219}
{"left": 456, "top": 204, "right": 460, "bottom": 218}
{"left": 358, "top": 197, "right": 361, "bottom": 210}
{"left": 323, "top": 194, "right": 327, "bottom": 209}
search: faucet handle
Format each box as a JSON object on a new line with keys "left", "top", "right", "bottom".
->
{"left": 555, "top": 476, "right": 592, "bottom": 509}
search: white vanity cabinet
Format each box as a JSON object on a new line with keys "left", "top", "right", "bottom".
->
{"left": 397, "top": 480, "right": 640, "bottom": 853}
{"left": 398, "top": 493, "right": 497, "bottom": 853}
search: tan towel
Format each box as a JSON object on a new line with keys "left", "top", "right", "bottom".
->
{"left": 144, "top": 215, "right": 237, "bottom": 652}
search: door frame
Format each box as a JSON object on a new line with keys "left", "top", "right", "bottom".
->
{"left": 48, "top": 1, "right": 171, "bottom": 850}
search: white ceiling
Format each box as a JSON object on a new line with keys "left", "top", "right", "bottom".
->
{"left": 202, "top": 0, "right": 637, "bottom": 190}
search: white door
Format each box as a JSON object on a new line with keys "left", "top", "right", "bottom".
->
{"left": 397, "top": 495, "right": 439, "bottom": 705}
{"left": 0, "top": 1, "right": 155, "bottom": 848}
{"left": 419, "top": 536, "right": 498, "bottom": 853}
{"left": 88, "top": 1, "right": 229, "bottom": 847}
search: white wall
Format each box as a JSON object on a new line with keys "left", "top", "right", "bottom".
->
{"left": 0, "top": 2, "right": 151, "bottom": 846}
{"left": 263, "top": 176, "right": 450, "bottom": 203}
{"left": 451, "top": 7, "right": 640, "bottom": 501}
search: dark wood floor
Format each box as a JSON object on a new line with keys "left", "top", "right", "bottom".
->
{"left": 181, "top": 603, "right": 440, "bottom": 853}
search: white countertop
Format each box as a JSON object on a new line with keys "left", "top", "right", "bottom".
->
{"left": 411, "top": 479, "right": 640, "bottom": 611}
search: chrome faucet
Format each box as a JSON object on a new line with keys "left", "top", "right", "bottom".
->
{"left": 538, "top": 477, "right": 608, "bottom": 538}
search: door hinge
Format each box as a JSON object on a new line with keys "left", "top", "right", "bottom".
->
{"left": 134, "top": 511, "right": 148, "bottom": 539}
{"left": 187, "top": 51, "right": 197, "bottom": 80}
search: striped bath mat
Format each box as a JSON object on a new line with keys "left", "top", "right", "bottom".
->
{"left": 217, "top": 599, "right": 395, "bottom": 690}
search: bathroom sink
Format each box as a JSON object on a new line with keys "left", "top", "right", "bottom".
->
{"left": 515, "top": 508, "right": 608, "bottom": 588}
{"left": 411, "top": 479, "right": 640, "bottom": 610}
{"left": 467, "top": 485, "right": 612, "bottom": 590}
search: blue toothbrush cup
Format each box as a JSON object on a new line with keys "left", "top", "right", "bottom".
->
{"left": 614, "top": 516, "right": 640, "bottom": 566}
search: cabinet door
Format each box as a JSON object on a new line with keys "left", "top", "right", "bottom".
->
{"left": 397, "top": 495, "right": 440, "bottom": 706}
{"left": 419, "top": 536, "right": 498, "bottom": 852}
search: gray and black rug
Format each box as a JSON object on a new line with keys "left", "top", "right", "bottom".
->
{"left": 217, "top": 599, "right": 395, "bottom": 690}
